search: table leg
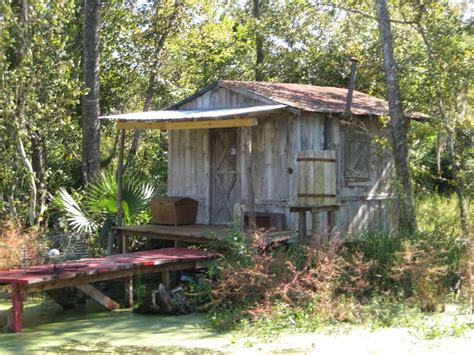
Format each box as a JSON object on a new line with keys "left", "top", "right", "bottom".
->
{"left": 298, "top": 210, "right": 307, "bottom": 244}
{"left": 11, "top": 284, "right": 23, "bottom": 333}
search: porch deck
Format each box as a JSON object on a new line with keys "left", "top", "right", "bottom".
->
{"left": 0, "top": 248, "right": 216, "bottom": 332}
{"left": 114, "top": 224, "right": 295, "bottom": 251}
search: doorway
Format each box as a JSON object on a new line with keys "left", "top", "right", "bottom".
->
{"left": 210, "top": 128, "right": 240, "bottom": 224}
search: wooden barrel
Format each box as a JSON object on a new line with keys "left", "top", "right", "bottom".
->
{"left": 297, "top": 150, "right": 336, "bottom": 206}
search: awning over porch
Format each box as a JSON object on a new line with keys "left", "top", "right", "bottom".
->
{"left": 99, "top": 104, "right": 286, "bottom": 130}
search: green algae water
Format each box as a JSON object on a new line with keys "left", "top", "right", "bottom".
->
{"left": 0, "top": 299, "right": 229, "bottom": 354}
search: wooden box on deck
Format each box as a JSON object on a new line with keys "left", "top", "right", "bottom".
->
{"left": 150, "top": 197, "right": 198, "bottom": 226}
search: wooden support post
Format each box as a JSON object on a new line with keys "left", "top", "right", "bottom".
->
{"left": 242, "top": 126, "right": 256, "bottom": 231}
{"left": 161, "top": 271, "right": 171, "bottom": 290}
{"left": 124, "top": 276, "right": 133, "bottom": 308}
{"left": 311, "top": 211, "right": 321, "bottom": 246}
{"left": 298, "top": 210, "right": 307, "bottom": 244}
{"left": 76, "top": 284, "right": 120, "bottom": 311}
{"left": 117, "top": 129, "right": 125, "bottom": 254}
{"left": 0, "top": 307, "right": 12, "bottom": 329}
{"left": 327, "top": 210, "right": 335, "bottom": 241}
{"left": 107, "top": 230, "right": 114, "bottom": 256}
{"left": 46, "top": 289, "right": 76, "bottom": 309}
{"left": 122, "top": 235, "right": 129, "bottom": 254}
{"left": 11, "top": 284, "right": 23, "bottom": 333}
{"left": 233, "top": 203, "right": 244, "bottom": 231}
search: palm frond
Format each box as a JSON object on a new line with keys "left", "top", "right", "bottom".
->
{"left": 57, "top": 188, "right": 97, "bottom": 234}
{"left": 57, "top": 172, "right": 155, "bottom": 233}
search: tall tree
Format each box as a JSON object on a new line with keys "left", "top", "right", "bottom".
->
{"left": 82, "top": 0, "right": 101, "bottom": 183}
{"left": 406, "top": 1, "right": 471, "bottom": 238}
{"left": 253, "top": 0, "right": 264, "bottom": 81}
{"left": 125, "top": 0, "right": 182, "bottom": 170}
{"left": 375, "top": 0, "right": 416, "bottom": 233}
{"left": 2, "top": 0, "right": 83, "bottom": 225}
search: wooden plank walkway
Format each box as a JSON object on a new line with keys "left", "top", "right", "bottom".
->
{"left": 0, "top": 248, "right": 216, "bottom": 332}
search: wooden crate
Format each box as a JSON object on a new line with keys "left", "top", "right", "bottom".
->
{"left": 297, "top": 150, "right": 336, "bottom": 206}
{"left": 150, "top": 197, "right": 198, "bottom": 225}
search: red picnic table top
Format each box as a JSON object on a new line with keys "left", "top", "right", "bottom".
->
{"left": 0, "top": 247, "right": 216, "bottom": 285}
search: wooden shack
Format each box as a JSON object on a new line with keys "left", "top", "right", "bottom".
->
{"left": 104, "top": 80, "right": 428, "bottom": 241}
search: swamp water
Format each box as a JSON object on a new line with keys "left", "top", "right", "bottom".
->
{"left": 0, "top": 299, "right": 229, "bottom": 354}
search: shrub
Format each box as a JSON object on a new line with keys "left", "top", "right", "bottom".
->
{"left": 199, "top": 232, "right": 370, "bottom": 331}
{"left": 0, "top": 220, "right": 46, "bottom": 269}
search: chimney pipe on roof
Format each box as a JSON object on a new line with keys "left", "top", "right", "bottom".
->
{"left": 344, "top": 58, "right": 358, "bottom": 118}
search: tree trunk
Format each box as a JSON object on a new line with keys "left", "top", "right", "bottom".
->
{"left": 375, "top": 0, "right": 416, "bottom": 234}
{"left": 17, "top": 134, "right": 36, "bottom": 226}
{"left": 31, "top": 133, "right": 47, "bottom": 221}
{"left": 414, "top": 22, "right": 470, "bottom": 240}
{"left": 124, "top": 72, "right": 155, "bottom": 171}
{"left": 82, "top": 0, "right": 101, "bottom": 184}
{"left": 12, "top": 0, "right": 37, "bottom": 226}
{"left": 455, "top": 82, "right": 470, "bottom": 240}
{"left": 125, "top": 0, "right": 181, "bottom": 170}
{"left": 253, "top": 0, "right": 264, "bottom": 81}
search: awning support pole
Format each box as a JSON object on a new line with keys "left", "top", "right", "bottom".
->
{"left": 242, "top": 126, "right": 256, "bottom": 231}
{"left": 116, "top": 129, "right": 126, "bottom": 254}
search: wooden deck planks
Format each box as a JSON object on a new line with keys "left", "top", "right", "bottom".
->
{"left": 0, "top": 248, "right": 217, "bottom": 332}
{"left": 113, "top": 224, "right": 230, "bottom": 240}
{"left": 114, "top": 224, "right": 294, "bottom": 245}
{"left": 0, "top": 248, "right": 216, "bottom": 286}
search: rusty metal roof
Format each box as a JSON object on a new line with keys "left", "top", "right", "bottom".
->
{"left": 171, "top": 80, "right": 429, "bottom": 120}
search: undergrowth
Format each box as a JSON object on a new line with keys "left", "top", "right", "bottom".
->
{"left": 0, "top": 220, "right": 46, "bottom": 269}
{"left": 188, "top": 195, "right": 470, "bottom": 337}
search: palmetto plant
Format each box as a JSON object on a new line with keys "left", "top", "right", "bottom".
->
{"left": 57, "top": 172, "right": 155, "bottom": 235}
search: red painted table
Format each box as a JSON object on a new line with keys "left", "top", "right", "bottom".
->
{"left": 0, "top": 248, "right": 215, "bottom": 332}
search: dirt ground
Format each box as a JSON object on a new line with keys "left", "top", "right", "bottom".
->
{"left": 0, "top": 300, "right": 473, "bottom": 354}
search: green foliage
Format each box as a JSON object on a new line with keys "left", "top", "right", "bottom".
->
{"left": 416, "top": 195, "right": 468, "bottom": 271}
{"left": 1, "top": 0, "right": 471, "bottom": 229}
{"left": 55, "top": 171, "right": 154, "bottom": 251}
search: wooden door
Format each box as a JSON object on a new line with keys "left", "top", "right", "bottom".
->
{"left": 211, "top": 128, "right": 240, "bottom": 224}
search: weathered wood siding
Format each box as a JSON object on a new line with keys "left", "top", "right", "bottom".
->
{"left": 178, "top": 87, "right": 263, "bottom": 110}
{"left": 168, "top": 129, "right": 210, "bottom": 224}
{"left": 330, "top": 115, "right": 398, "bottom": 236}
{"left": 168, "top": 85, "right": 398, "bottom": 235}
{"left": 168, "top": 86, "right": 266, "bottom": 224}
{"left": 286, "top": 112, "right": 397, "bottom": 236}
{"left": 240, "top": 114, "right": 293, "bottom": 224}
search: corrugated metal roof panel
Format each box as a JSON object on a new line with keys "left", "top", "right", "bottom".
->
{"left": 99, "top": 104, "right": 286, "bottom": 122}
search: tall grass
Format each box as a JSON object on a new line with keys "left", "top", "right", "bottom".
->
{"left": 416, "top": 194, "right": 469, "bottom": 273}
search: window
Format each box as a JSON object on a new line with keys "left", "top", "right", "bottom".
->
{"left": 344, "top": 129, "right": 371, "bottom": 184}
